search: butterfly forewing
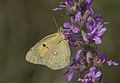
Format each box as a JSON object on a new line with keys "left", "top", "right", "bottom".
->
{"left": 26, "top": 32, "right": 71, "bottom": 70}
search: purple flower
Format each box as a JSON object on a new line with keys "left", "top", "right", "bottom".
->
{"left": 63, "top": 12, "right": 81, "bottom": 34}
{"left": 93, "top": 53, "right": 119, "bottom": 68}
{"left": 65, "top": 63, "right": 77, "bottom": 81}
{"left": 94, "top": 53, "right": 109, "bottom": 65}
{"left": 78, "top": 67, "right": 102, "bottom": 83}
{"left": 86, "top": 15, "right": 106, "bottom": 44}
{"left": 53, "top": 0, "right": 74, "bottom": 11}
{"left": 107, "top": 60, "right": 119, "bottom": 66}
{"left": 53, "top": 0, "right": 119, "bottom": 83}
{"left": 72, "top": 27, "right": 79, "bottom": 33}
{"left": 60, "top": 0, "right": 73, "bottom": 7}
{"left": 63, "top": 22, "right": 71, "bottom": 29}
{"left": 77, "top": 0, "right": 93, "bottom": 15}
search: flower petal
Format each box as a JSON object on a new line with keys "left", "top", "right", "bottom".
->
{"left": 90, "top": 67, "right": 96, "bottom": 72}
{"left": 74, "top": 12, "right": 81, "bottom": 23}
{"left": 72, "top": 27, "right": 79, "bottom": 33}
{"left": 89, "top": 7, "right": 94, "bottom": 16}
{"left": 70, "top": 16, "right": 74, "bottom": 23}
{"left": 59, "top": 2, "right": 68, "bottom": 7}
{"left": 63, "top": 22, "right": 71, "bottom": 29}
{"left": 107, "top": 60, "right": 119, "bottom": 66}
{"left": 67, "top": 0, "right": 73, "bottom": 5}
{"left": 93, "top": 36, "right": 102, "bottom": 44}
{"left": 67, "top": 72, "right": 73, "bottom": 81}
{"left": 95, "top": 71, "right": 102, "bottom": 78}
{"left": 76, "top": 49, "right": 82, "bottom": 60}
{"left": 97, "top": 27, "right": 106, "bottom": 36}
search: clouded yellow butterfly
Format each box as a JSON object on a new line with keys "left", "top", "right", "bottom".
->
{"left": 26, "top": 32, "right": 71, "bottom": 70}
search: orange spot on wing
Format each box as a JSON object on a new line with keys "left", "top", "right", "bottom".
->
{"left": 38, "top": 46, "right": 48, "bottom": 57}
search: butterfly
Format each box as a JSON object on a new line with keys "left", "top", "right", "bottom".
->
{"left": 26, "top": 31, "right": 71, "bottom": 70}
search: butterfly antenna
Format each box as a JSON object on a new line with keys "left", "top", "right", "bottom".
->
{"left": 53, "top": 16, "right": 60, "bottom": 29}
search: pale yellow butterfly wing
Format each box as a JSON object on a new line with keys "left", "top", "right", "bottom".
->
{"left": 43, "top": 39, "right": 70, "bottom": 70}
{"left": 26, "top": 32, "right": 71, "bottom": 70}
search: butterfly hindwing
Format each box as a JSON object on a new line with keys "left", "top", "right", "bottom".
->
{"left": 43, "top": 39, "right": 71, "bottom": 70}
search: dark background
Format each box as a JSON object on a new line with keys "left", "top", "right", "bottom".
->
{"left": 0, "top": 0, "right": 119, "bottom": 83}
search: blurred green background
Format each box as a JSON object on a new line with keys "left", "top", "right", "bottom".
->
{"left": 0, "top": 0, "right": 119, "bottom": 83}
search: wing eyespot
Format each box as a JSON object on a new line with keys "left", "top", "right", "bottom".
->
{"left": 42, "top": 44, "right": 46, "bottom": 47}
{"left": 42, "top": 44, "right": 48, "bottom": 48}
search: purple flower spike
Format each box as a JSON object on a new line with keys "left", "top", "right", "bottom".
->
{"left": 53, "top": 0, "right": 118, "bottom": 83}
